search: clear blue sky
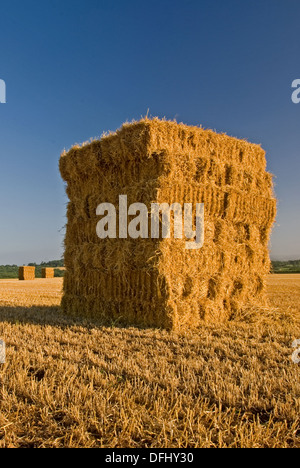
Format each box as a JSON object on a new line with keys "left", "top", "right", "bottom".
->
{"left": 0, "top": 0, "right": 299, "bottom": 264}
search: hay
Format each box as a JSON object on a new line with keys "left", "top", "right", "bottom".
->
{"left": 42, "top": 268, "right": 54, "bottom": 279}
{"left": 59, "top": 118, "right": 276, "bottom": 330}
{"left": 19, "top": 266, "right": 35, "bottom": 281}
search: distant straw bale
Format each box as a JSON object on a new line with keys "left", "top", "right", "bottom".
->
{"left": 59, "top": 118, "right": 276, "bottom": 330}
{"left": 19, "top": 266, "right": 35, "bottom": 281}
{"left": 42, "top": 268, "right": 54, "bottom": 279}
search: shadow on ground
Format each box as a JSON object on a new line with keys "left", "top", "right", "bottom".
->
{"left": 0, "top": 305, "right": 99, "bottom": 329}
{"left": 0, "top": 305, "right": 148, "bottom": 331}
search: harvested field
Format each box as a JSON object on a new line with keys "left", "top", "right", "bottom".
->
{"left": 0, "top": 275, "right": 299, "bottom": 448}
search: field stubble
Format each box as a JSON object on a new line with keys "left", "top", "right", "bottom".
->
{"left": 0, "top": 275, "right": 299, "bottom": 448}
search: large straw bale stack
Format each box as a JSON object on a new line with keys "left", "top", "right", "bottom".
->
{"left": 59, "top": 118, "right": 276, "bottom": 330}
{"left": 42, "top": 267, "right": 54, "bottom": 279}
{"left": 19, "top": 266, "right": 35, "bottom": 281}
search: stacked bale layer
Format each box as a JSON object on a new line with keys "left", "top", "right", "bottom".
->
{"left": 19, "top": 266, "right": 35, "bottom": 281}
{"left": 42, "top": 268, "right": 54, "bottom": 278}
{"left": 59, "top": 118, "right": 276, "bottom": 330}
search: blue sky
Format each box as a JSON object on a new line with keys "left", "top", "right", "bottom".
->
{"left": 0, "top": 0, "right": 299, "bottom": 264}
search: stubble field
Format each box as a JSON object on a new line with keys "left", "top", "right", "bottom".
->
{"left": 0, "top": 275, "right": 299, "bottom": 448}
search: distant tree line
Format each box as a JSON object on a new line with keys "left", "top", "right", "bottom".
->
{"left": 271, "top": 259, "right": 300, "bottom": 274}
{"left": 0, "top": 259, "right": 299, "bottom": 279}
{"left": 0, "top": 260, "right": 65, "bottom": 279}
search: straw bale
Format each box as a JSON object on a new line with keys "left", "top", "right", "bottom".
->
{"left": 59, "top": 118, "right": 276, "bottom": 330}
{"left": 19, "top": 266, "right": 35, "bottom": 281}
{"left": 42, "top": 267, "right": 54, "bottom": 279}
